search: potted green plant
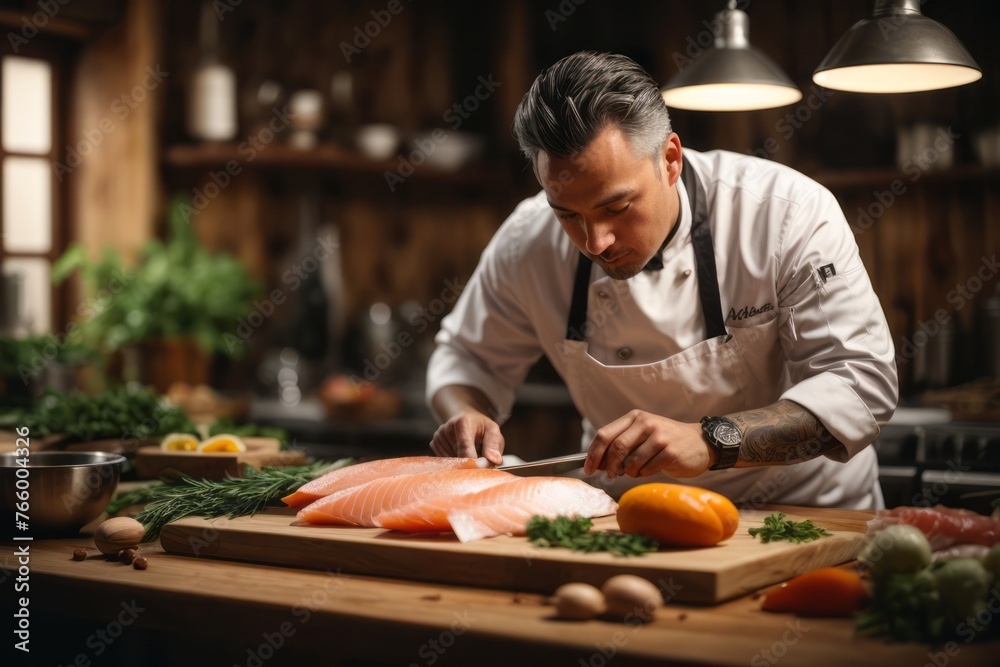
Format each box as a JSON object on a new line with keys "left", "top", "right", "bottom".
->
{"left": 53, "top": 195, "right": 260, "bottom": 391}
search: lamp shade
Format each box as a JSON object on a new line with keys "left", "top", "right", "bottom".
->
{"left": 661, "top": 5, "right": 801, "bottom": 112}
{"left": 813, "top": 0, "right": 981, "bottom": 93}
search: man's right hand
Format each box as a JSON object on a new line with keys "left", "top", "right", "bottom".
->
{"left": 429, "top": 409, "right": 505, "bottom": 465}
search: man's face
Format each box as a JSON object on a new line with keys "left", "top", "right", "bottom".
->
{"left": 537, "top": 126, "right": 682, "bottom": 280}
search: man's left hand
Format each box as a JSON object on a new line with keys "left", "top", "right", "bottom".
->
{"left": 584, "top": 410, "right": 713, "bottom": 479}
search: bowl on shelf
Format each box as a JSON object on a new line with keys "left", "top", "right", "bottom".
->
{"left": 0, "top": 452, "right": 126, "bottom": 536}
{"left": 355, "top": 124, "right": 401, "bottom": 160}
{"left": 415, "top": 130, "right": 485, "bottom": 170}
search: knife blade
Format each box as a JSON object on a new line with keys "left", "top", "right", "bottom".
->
{"left": 496, "top": 452, "right": 589, "bottom": 477}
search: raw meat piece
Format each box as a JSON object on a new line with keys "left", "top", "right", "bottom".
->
{"left": 867, "top": 505, "right": 1000, "bottom": 550}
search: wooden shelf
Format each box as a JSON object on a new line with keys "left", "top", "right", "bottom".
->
{"left": 162, "top": 143, "right": 507, "bottom": 189}
{"left": 810, "top": 164, "right": 1000, "bottom": 190}
{"left": 0, "top": 9, "right": 100, "bottom": 41}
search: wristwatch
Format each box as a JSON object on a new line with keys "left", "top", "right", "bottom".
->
{"left": 700, "top": 416, "right": 742, "bottom": 471}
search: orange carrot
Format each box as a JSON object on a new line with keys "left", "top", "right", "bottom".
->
{"left": 762, "top": 567, "right": 871, "bottom": 617}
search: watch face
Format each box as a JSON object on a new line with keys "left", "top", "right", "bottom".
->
{"left": 714, "top": 422, "right": 741, "bottom": 447}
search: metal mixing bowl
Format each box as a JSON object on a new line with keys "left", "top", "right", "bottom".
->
{"left": 1, "top": 452, "right": 126, "bottom": 537}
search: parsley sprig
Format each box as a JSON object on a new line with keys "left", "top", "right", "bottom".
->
{"left": 526, "top": 515, "right": 659, "bottom": 557}
{"left": 748, "top": 512, "right": 832, "bottom": 543}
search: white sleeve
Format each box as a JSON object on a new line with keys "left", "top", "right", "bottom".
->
{"left": 425, "top": 214, "right": 545, "bottom": 423}
{"left": 775, "top": 187, "right": 899, "bottom": 460}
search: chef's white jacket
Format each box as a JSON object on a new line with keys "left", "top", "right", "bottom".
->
{"left": 427, "top": 148, "right": 899, "bottom": 510}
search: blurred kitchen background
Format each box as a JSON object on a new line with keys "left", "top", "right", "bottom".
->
{"left": 0, "top": 0, "right": 999, "bottom": 509}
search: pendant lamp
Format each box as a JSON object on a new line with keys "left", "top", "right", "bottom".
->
{"left": 813, "top": 0, "right": 981, "bottom": 93}
{"left": 660, "top": 1, "right": 801, "bottom": 112}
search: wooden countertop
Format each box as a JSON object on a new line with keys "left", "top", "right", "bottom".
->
{"left": 11, "top": 506, "right": 998, "bottom": 666}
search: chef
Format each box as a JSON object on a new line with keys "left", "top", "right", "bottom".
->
{"left": 426, "top": 51, "right": 898, "bottom": 510}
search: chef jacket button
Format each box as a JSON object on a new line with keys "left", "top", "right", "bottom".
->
{"left": 682, "top": 269, "right": 692, "bottom": 278}
{"left": 616, "top": 347, "right": 632, "bottom": 360}
{"left": 597, "top": 291, "right": 608, "bottom": 298}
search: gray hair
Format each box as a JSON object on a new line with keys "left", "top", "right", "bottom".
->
{"left": 512, "top": 51, "right": 672, "bottom": 166}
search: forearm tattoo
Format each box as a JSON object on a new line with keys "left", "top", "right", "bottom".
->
{"left": 726, "top": 400, "right": 842, "bottom": 465}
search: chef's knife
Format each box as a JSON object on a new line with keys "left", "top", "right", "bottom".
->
{"left": 496, "top": 452, "right": 589, "bottom": 477}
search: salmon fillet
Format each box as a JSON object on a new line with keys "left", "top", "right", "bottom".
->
{"left": 297, "top": 468, "right": 515, "bottom": 526}
{"left": 282, "top": 456, "right": 481, "bottom": 507}
{"left": 375, "top": 477, "right": 619, "bottom": 542}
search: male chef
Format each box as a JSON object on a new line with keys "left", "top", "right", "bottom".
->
{"left": 426, "top": 51, "right": 898, "bottom": 509}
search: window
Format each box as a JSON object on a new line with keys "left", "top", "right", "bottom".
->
{"left": 0, "top": 43, "right": 65, "bottom": 335}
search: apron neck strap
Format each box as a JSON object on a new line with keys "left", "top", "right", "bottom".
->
{"left": 685, "top": 168, "right": 728, "bottom": 339}
{"left": 565, "top": 164, "right": 727, "bottom": 342}
{"left": 566, "top": 252, "right": 592, "bottom": 341}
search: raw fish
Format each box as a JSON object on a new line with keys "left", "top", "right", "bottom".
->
{"left": 282, "top": 456, "right": 480, "bottom": 507}
{"left": 297, "top": 468, "right": 514, "bottom": 526}
{"left": 376, "top": 477, "right": 618, "bottom": 542}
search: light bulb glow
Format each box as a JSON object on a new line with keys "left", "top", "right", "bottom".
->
{"left": 813, "top": 63, "right": 982, "bottom": 93}
{"left": 661, "top": 83, "right": 802, "bottom": 111}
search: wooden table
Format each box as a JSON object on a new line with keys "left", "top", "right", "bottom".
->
{"left": 9, "top": 507, "right": 999, "bottom": 667}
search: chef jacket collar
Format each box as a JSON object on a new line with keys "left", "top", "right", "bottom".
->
{"left": 641, "top": 176, "right": 693, "bottom": 272}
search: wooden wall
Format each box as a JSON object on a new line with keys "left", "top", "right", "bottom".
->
{"left": 71, "top": 0, "right": 161, "bottom": 266}
{"left": 66, "top": 0, "right": 998, "bottom": 396}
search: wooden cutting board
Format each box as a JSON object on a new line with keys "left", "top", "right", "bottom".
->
{"left": 160, "top": 508, "right": 866, "bottom": 603}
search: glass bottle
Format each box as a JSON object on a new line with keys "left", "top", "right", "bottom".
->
{"left": 187, "top": 1, "right": 237, "bottom": 141}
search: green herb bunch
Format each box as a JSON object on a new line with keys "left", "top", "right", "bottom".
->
{"left": 856, "top": 540, "right": 999, "bottom": 644}
{"left": 526, "top": 515, "right": 659, "bottom": 557}
{"left": 855, "top": 569, "right": 949, "bottom": 643}
{"left": 14, "top": 385, "right": 195, "bottom": 441}
{"left": 0, "top": 334, "right": 96, "bottom": 378}
{"left": 132, "top": 460, "right": 353, "bottom": 540}
{"left": 0, "top": 335, "right": 97, "bottom": 411}
{"left": 52, "top": 194, "right": 260, "bottom": 356}
{"left": 748, "top": 512, "right": 832, "bottom": 543}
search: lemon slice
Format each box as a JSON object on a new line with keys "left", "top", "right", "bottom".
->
{"left": 160, "top": 433, "right": 200, "bottom": 451}
{"left": 197, "top": 434, "right": 247, "bottom": 453}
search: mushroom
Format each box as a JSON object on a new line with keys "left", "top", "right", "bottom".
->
{"left": 550, "top": 582, "right": 606, "bottom": 620}
{"left": 601, "top": 575, "right": 663, "bottom": 621}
